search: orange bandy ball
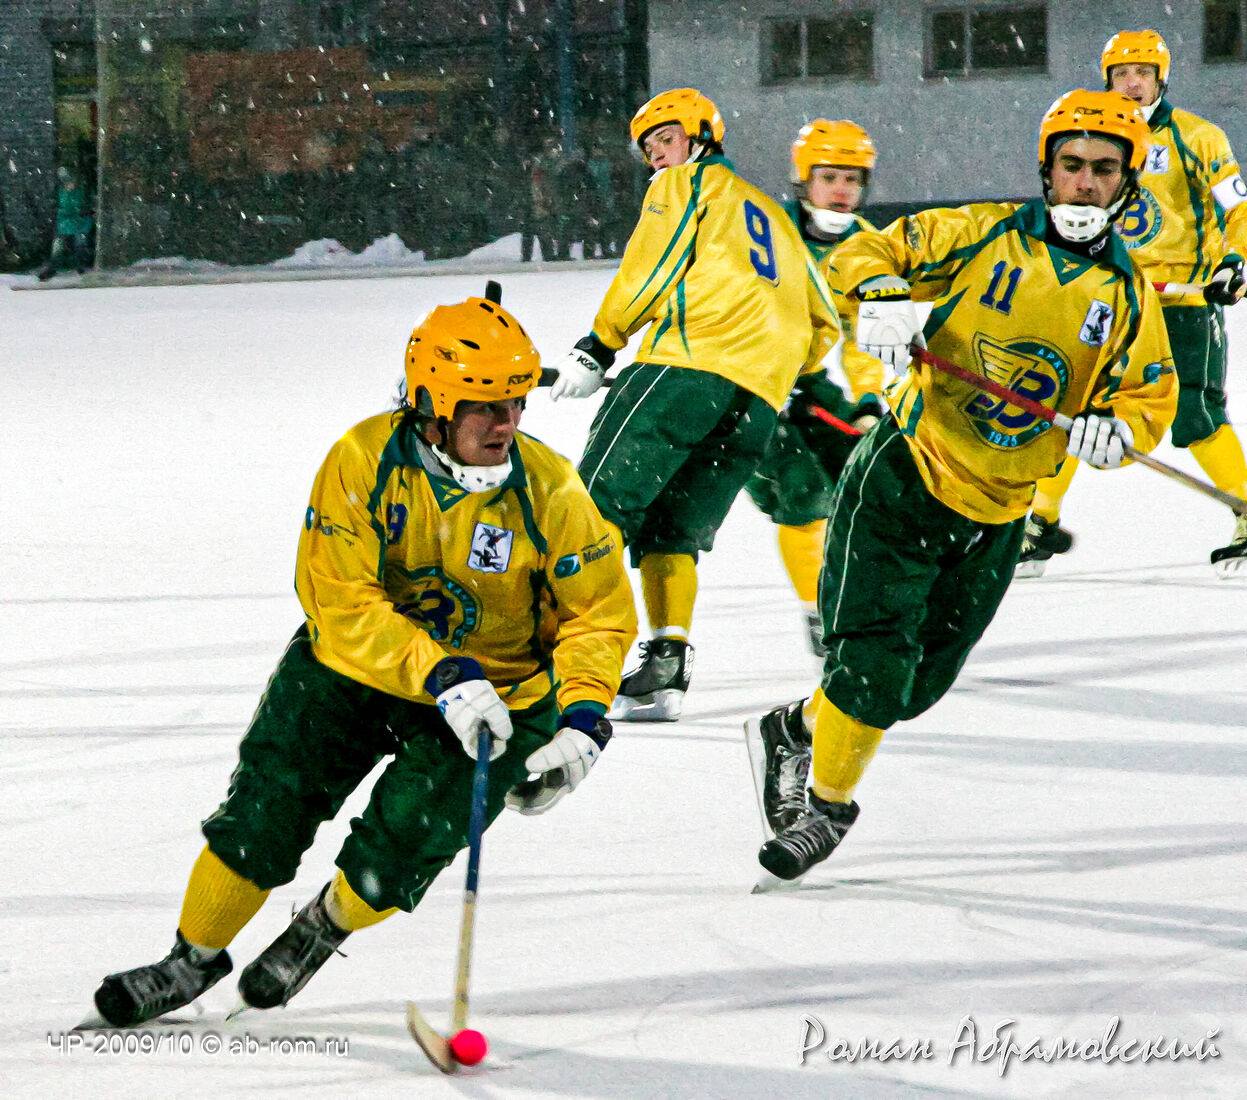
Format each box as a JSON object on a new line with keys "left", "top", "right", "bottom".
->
{"left": 449, "top": 1028, "right": 488, "bottom": 1066}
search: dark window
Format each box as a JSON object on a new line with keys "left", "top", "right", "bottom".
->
{"left": 764, "top": 13, "right": 875, "bottom": 84}
{"left": 1204, "top": 0, "right": 1246, "bottom": 61}
{"left": 927, "top": 5, "right": 1047, "bottom": 76}
{"left": 930, "top": 11, "right": 966, "bottom": 73}
{"left": 808, "top": 16, "right": 874, "bottom": 78}
{"left": 770, "top": 20, "right": 802, "bottom": 82}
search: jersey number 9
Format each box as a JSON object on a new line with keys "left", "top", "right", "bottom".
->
{"left": 744, "top": 201, "right": 778, "bottom": 284}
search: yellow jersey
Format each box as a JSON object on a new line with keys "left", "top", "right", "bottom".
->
{"left": 836, "top": 199, "right": 1177, "bottom": 523}
{"left": 589, "top": 155, "right": 840, "bottom": 411}
{"left": 1117, "top": 99, "right": 1247, "bottom": 302}
{"left": 295, "top": 413, "right": 637, "bottom": 713}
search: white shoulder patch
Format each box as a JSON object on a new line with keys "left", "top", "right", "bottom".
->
{"left": 1211, "top": 174, "right": 1247, "bottom": 212}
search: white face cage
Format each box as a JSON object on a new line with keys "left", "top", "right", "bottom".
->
{"left": 1047, "top": 203, "right": 1111, "bottom": 243}
{"left": 430, "top": 443, "right": 513, "bottom": 493}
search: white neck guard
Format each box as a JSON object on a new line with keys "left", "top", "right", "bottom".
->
{"left": 430, "top": 443, "right": 513, "bottom": 493}
{"left": 1139, "top": 98, "right": 1161, "bottom": 123}
{"left": 802, "top": 202, "right": 855, "bottom": 235}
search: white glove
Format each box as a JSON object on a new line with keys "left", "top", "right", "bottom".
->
{"left": 505, "top": 713, "right": 610, "bottom": 815}
{"left": 427, "top": 658, "right": 513, "bottom": 760}
{"left": 1066, "top": 413, "right": 1134, "bottom": 469}
{"left": 550, "top": 336, "right": 612, "bottom": 401}
{"left": 856, "top": 276, "right": 920, "bottom": 371}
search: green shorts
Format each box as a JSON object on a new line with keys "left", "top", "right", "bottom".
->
{"left": 1163, "top": 303, "right": 1230, "bottom": 448}
{"left": 817, "top": 417, "right": 1024, "bottom": 729}
{"left": 578, "top": 362, "right": 777, "bottom": 565}
{"left": 202, "top": 625, "right": 556, "bottom": 911}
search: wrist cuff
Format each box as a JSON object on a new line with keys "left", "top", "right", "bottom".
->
{"left": 575, "top": 334, "right": 616, "bottom": 369}
{"left": 559, "top": 704, "right": 612, "bottom": 748}
{"left": 424, "top": 656, "right": 484, "bottom": 696}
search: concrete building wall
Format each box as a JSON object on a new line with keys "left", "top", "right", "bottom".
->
{"left": 648, "top": 0, "right": 1247, "bottom": 207}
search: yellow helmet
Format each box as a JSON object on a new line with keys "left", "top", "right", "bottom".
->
{"left": 404, "top": 297, "right": 541, "bottom": 419}
{"left": 790, "top": 119, "right": 877, "bottom": 184}
{"left": 630, "top": 88, "right": 725, "bottom": 155}
{"left": 1101, "top": 29, "right": 1170, "bottom": 87}
{"left": 1038, "top": 89, "right": 1148, "bottom": 173}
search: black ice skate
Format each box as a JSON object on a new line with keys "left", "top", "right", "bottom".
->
{"left": 757, "top": 795, "right": 860, "bottom": 881}
{"left": 93, "top": 932, "right": 232, "bottom": 1027}
{"left": 1211, "top": 514, "right": 1247, "bottom": 579}
{"left": 607, "top": 638, "right": 693, "bottom": 721}
{"left": 1013, "top": 515, "right": 1074, "bottom": 578}
{"left": 745, "top": 701, "right": 813, "bottom": 837}
{"left": 236, "top": 887, "right": 349, "bottom": 1009}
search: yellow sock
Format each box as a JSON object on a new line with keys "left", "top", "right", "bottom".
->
{"left": 639, "top": 553, "right": 697, "bottom": 640}
{"left": 324, "top": 868, "right": 398, "bottom": 931}
{"left": 178, "top": 846, "right": 271, "bottom": 951}
{"left": 1031, "top": 457, "right": 1078, "bottom": 523}
{"left": 1189, "top": 425, "right": 1247, "bottom": 499}
{"left": 777, "top": 521, "right": 826, "bottom": 604}
{"left": 809, "top": 689, "right": 884, "bottom": 804}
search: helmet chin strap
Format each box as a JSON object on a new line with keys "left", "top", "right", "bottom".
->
{"left": 430, "top": 443, "right": 513, "bottom": 493}
{"left": 802, "top": 202, "right": 855, "bottom": 235}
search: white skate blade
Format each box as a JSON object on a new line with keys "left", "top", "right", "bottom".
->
{"left": 743, "top": 718, "right": 775, "bottom": 842}
{"left": 73, "top": 1010, "right": 113, "bottom": 1031}
{"left": 608, "top": 688, "right": 683, "bottom": 722}
{"left": 1012, "top": 559, "right": 1047, "bottom": 579}
{"left": 752, "top": 869, "right": 806, "bottom": 893}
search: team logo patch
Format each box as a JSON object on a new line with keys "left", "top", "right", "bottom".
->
{"left": 1117, "top": 187, "right": 1163, "bottom": 249}
{"left": 963, "top": 335, "right": 1069, "bottom": 448}
{"left": 468, "top": 523, "right": 513, "bottom": 573}
{"left": 1145, "top": 145, "right": 1169, "bottom": 174}
{"left": 390, "top": 565, "right": 479, "bottom": 647}
{"left": 553, "top": 553, "right": 582, "bottom": 578}
{"left": 1079, "top": 300, "right": 1115, "bottom": 346}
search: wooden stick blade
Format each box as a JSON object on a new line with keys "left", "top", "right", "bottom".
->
{"left": 406, "top": 1002, "right": 459, "bottom": 1074}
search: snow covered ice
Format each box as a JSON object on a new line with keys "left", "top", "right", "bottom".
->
{"left": 2, "top": 267, "right": 1246, "bottom": 1098}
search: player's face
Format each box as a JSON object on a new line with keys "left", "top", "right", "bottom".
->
{"left": 1049, "top": 137, "right": 1125, "bottom": 208}
{"left": 643, "top": 123, "right": 693, "bottom": 169}
{"left": 444, "top": 399, "right": 523, "bottom": 466}
{"left": 1109, "top": 63, "right": 1161, "bottom": 107}
{"left": 807, "top": 166, "right": 865, "bottom": 213}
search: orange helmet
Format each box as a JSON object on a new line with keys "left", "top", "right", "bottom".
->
{"left": 630, "top": 88, "right": 724, "bottom": 156}
{"left": 791, "top": 119, "right": 877, "bottom": 184}
{"left": 1101, "top": 29, "right": 1170, "bottom": 87}
{"left": 404, "top": 298, "right": 541, "bottom": 419}
{"left": 1038, "top": 89, "right": 1148, "bottom": 173}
